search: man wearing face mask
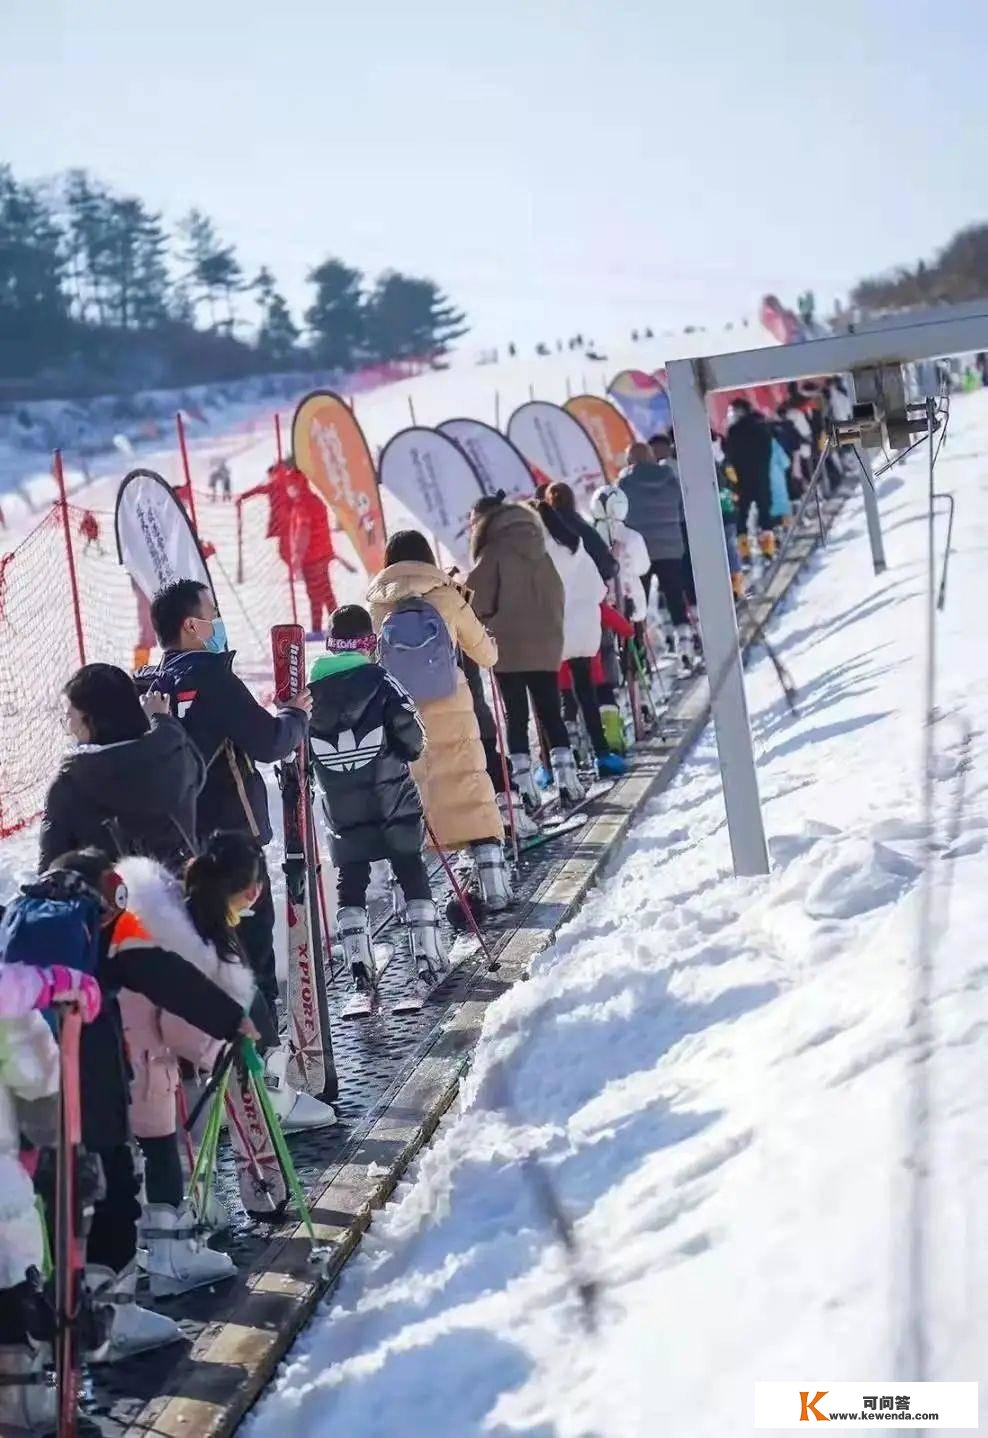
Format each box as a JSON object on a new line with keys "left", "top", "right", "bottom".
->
{"left": 144, "top": 579, "right": 312, "bottom": 1054}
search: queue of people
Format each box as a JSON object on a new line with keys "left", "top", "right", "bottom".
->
{"left": 0, "top": 393, "right": 840, "bottom": 1430}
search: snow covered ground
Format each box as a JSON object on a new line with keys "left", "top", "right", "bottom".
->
{"left": 245, "top": 391, "right": 988, "bottom": 1437}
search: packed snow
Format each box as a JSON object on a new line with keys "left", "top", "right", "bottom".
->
{"left": 244, "top": 392, "right": 988, "bottom": 1436}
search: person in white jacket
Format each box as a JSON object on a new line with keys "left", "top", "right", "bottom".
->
{"left": 590, "top": 485, "right": 650, "bottom": 621}
{"left": 536, "top": 501, "right": 626, "bottom": 778}
{"left": 0, "top": 962, "right": 101, "bottom": 1435}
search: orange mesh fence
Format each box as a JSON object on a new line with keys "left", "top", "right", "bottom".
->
{"left": 0, "top": 504, "right": 135, "bottom": 837}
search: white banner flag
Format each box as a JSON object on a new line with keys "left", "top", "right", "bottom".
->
{"left": 378, "top": 428, "right": 485, "bottom": 566}
{"left": 506, "top": 400, "right": 607, "bottom": 511}
{"left": 438, "top": 417, "right": 535, "bottom": 501}
{"left": 114, "top": 468, "right": 214, "bottom": 604}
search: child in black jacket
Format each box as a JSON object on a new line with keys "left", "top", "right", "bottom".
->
{"left": 309, "top": 606, "right": 443, "bottom": 992}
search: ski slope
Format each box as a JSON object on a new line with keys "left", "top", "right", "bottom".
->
{"left": 245, "top": 392, "right": 988, "bottom": 1437}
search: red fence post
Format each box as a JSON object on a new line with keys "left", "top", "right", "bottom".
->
{"left": 175, "top": 411, "right": 201, "bottom": 536}
{"left": 236, "top": 499, "right": 244, "bottom": 585}
{"left": 54, "top": 450, "right": 87, "bottom": 667}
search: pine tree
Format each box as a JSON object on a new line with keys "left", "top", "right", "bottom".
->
{"left": 0, "top": 165, "right": 70, "bottom": 376}
{"left": 178, "top": 208, "right": 243, "bottom": 329}
{"left": 365, "top": 271, "right": 468, "bottom": 362}
{"left": 304, "top": 257, "right": 365, "bottom": 369}
{"left": 252, "top": 265, "right": 300, "bottom": 364}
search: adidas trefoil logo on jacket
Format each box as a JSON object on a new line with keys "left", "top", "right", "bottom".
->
{"left": 311, "top": 727, "right": 385, "bottom": 773}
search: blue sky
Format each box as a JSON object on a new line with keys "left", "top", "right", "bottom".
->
{"left": 4, "top": 0, "right": 987, "bottom": 349}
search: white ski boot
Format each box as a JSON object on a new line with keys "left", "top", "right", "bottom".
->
{"left": 675, "top": 623, "right": 700, "bottom": 673}
{"left": 406, "top": 899, "right": 449, "bottom": 987}
{"left": 0, "top": 1344, "right": 55, "bottom": 1435}
{"left": 338, "top": 905, "right": 377, "bottom": 992}
{"left": 497, "top": 790, "right": 539, "bottom": 841}
{"left": 87, "top": 1264, "right": 185, "bottom": 1364}
{"left": 139, "top": 1203, "right": 236, "bottom": 1298}
{"left": 263, "top": 1045, "right": 337, "bottom": 1132}
{"left": 510, "top": 752, "right": 542, "bottom": 816}
{"left": 471, "top": 840, "right": 514, "bottom": 912}
{"left": 550, "top": 747, "right": 585, "bottom": 807}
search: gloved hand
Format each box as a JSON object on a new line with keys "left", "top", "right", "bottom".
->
{"left": 44, "top": 965, "right": 102, "bottom": 1023}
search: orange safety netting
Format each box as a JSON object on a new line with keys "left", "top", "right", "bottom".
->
{"left": 0, "top": 505, "right": 137, "bottom": 836}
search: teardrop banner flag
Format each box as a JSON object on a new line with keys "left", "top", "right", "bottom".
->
{"left": 607, "top": 369, "right": 672, "bottom": 439}
{"left": 292, "top": 389, "right": 387, "bottom": 577}
{"left": 378, "top": 427, "right": 485, "bottom": 566}
{"left": 506, "top": 400, "right": 606, "bottom": 510}
{"left": 115, "top": 468, "right": 216, "bottom": 605}
{"left": 563, "top": 394, "right": 635, "bottom": 482}
{"left": 438, "top": 417, "right": 535, "bottom": 500}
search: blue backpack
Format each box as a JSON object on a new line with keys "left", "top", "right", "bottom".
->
{"left": 378, "top": 598, "right": 458, "bottom": 704}
{"left": 0, "top": 872, "right": 105, "bottom": 978}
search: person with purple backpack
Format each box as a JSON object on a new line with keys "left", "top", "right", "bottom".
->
{"left": 366, "top": 530, "right": 511, "bottom": 912}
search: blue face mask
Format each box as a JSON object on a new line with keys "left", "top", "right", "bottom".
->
{"left": 202, "top": 617, "right": 228, "bottom": 654}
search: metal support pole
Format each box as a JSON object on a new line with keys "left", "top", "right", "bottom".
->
{"left": 666, "top": 359, "right": 769, "bottom": 876}
{"left": 856, "top": 446, "right": 888, "bottom": 575}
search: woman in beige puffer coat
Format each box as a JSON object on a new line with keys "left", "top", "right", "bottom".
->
{"left": 366, "top": 531, "right": 503, "bottom": 852}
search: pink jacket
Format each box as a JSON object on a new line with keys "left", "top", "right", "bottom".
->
{"left": 117, "top": 859, "right": 254, "bottom": 1139}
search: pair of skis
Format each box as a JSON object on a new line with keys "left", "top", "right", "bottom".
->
{"left": 271, "top": 623, "right": 337, "bottom": 1103}
{"left": 220, "top": 626, "right": 336, "bottom": 1220}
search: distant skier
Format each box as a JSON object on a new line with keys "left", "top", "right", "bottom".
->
{"left": 79, "top": 509, "right": 102, "bottom": 555}
{"left": 209, "top": 460, "right": 232, "bottom": 502}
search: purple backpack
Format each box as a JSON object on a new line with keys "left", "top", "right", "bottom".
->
{"left": 378, "top": 598, "right": 458, "bottom": 704}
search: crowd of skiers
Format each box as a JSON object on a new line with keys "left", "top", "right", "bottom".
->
{"left": 0, "top": 388, "right": 851, "bottom": 1432}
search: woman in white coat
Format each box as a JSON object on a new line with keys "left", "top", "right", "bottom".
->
{"left": 536, "top": 499, "right": 626, "bottom": 777}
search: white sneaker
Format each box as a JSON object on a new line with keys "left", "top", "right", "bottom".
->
{"left": 510, "top": 752, "right": 542, "bottom": 815}
{"left": 550, "top": 747, "right": 585, "bottom": 806}
{"left": 0, "top": 1343, "right": 55, "bottom": 1435}
{"left": 471, "top": 841, "right": 513, "bottom": 912}
{"left": 406, "top": 898, "right": 449, "bottom": 985}
{"left": 264, "top": 1047, "right": 338, "bottom": 1132}
{"left": 337, "top": 905, "right": 377, "bottom": 991}
{"left": 87, "top": 1265, "right": 185, "bottom": 1364}
{"left": 497, "top": 791, "right": 539, "bottom": 841}
{"left": 140, "top": 1203, "right": 236, "bottom": 1298}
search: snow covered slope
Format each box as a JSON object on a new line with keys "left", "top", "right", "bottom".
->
{"left": 246, "top": 393, "right": 988, "bottom": 1437}
{"left": 0, "top": 317, "right": 776, "bottom": 538}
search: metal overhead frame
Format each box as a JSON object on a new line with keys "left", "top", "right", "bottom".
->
{"left": 666, "top": 306, "right": 988, "bottom": 879}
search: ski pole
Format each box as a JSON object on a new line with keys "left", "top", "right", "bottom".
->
{"left": 55, "top": 1006, "right": 83, "bottom": 1438}
{"left": 239, "top": 1039, "right": 318, "bottom": 1247}
{"left": 175, "top": 1081, "right": 197, "bottom": 1178}
{"left": 489, "top": 676, "right": 519, "bottom": 866}
{"left": 424, "top": 818, "right": 500, "bottom": 972}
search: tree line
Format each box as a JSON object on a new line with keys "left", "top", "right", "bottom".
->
{"left": 852, "top": 223, "right": 988, "bottom": 312}
{"left": 0, "top": 163, "right": 468, "bottom": 397}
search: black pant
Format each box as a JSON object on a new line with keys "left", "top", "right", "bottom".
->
{"left": 681, "top": 521, "right": 697, "bottom": 605}
{"left": 139, "top": 1133, "right": 184, "bottom": 1209}
{"left": 237, "top": 854, "right": 278, "bottom": 1028}
{"left": 89, "top": 1145, "right": 141, "bottom": 1273}
{"left": 738, "top": 475, "right": 772, "bottom": 533}
{"left": 497, "top": 671, "right": 569, "bottom": 754}
{"left": 338, "top": 852, "right": 432, "bottom": 909}
{"left": 567, "top": 657, "right": 609, "bottom": 755}
{"left": 649, "top": 558, "right": 690, "bottom": 627}
{"left": 462, "top": 653, "right": 504, "bottom": 794}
